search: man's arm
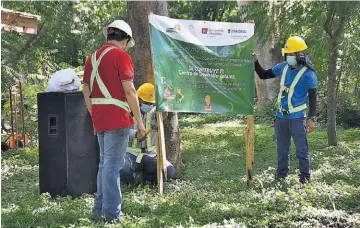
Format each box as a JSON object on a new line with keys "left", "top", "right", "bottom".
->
{"left": 252, "top": 52, "right": 276, "bottom": 79}
{"left": 116, "top": 51, "right": 145, "bottom": 138}
{"left": 82, "top": 84, "right": 92, "bottom": 115}
{"left": 122, "top": 81, "right": 141, "bottom": 122}
{"left": 254, "top": 60, "right": 277, "bottom": 80}
{"left": 82, "top": 56, "right": 92, "bottom": 115}
{"left": 308, "top": 88, "right": 317, "bottom": 118}
{"left": 122, "top": 81, "right": 146, "bottom": 138}
{"left": 307, "top": 70, "right": 318, "bottom": 118}
{"left": 306, "top": 71, "right": 318, "bottom": 133}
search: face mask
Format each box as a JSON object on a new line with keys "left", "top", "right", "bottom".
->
{"left": 140, "top": 103, "right": 153, "bottom": 113}
{"left": 286, "top": 55, "right": 297, "bottom": 66}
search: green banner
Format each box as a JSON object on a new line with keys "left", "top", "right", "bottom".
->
{"left": 148, "top": 14, "right": 255, "bottom": 114}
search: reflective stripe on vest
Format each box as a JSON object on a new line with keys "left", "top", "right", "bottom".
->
{"left": 277, "top": 65, "right": 308, "bottom": 114}
{"left": 128, "top": 111, "right": 156, "bottom": 163}
{"left": 90, "top": 46, "right": 130, "bottom": 112}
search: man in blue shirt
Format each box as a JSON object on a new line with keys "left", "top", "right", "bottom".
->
{"left": 252, "top": 36, "right": 317, "bottom": 184}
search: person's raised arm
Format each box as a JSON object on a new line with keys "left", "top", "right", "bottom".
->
{"left": 252, "top": 52, "right": 276, "bottom": 80}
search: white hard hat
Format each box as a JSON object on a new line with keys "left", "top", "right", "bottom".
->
{"left": 103, "top": 20, "right": 135, "bottom": 48}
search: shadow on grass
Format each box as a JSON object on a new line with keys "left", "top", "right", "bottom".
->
{"left": 1, "top": 169, "right": 104, "bottom": 228}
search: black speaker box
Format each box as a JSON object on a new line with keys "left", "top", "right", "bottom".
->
{"left": 37, "top": 91, "right": 99, "bottom": 198}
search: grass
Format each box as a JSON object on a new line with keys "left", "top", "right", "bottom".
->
{"left": 2, "top": 114, "right": 360, "bottom": 228}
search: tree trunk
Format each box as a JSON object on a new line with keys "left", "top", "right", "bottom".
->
{"left": 127, "top": 1, "right": 182, "bottom": 174}
{"left": 324, "top": 2, "right": 347, "bottom": 146}
{"left": 238, "top": 1, "right": 282, "bottom": 109}
{"left": 163, "top": 112, "right": 181, "bottom": 172}
{"left": 326, "top": 40, "right": 339, "bottom": 146}
{"left": 254, "top": 36, "right": 282, "bottom": 106}
{"left": 127, "top": 1, "right": 167, "bottom": 87}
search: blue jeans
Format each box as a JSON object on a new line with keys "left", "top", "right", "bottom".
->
{"left": 93, "top": 127, "right": 129, "bottom": 220}
{"left": 120, "top": 153, "right": 137, "bottom": 184}
{"left": 274, "top": 117, "right": 310, "bottom": 180}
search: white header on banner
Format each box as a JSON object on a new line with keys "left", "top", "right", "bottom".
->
{"left": 148, "top": 14, "right": 254, "bottom": 47}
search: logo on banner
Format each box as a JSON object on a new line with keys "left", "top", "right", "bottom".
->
{"left": 202, "top": 28, "right": 208, "bottom": 34}
{"left": 166, "top": 24, "right": 181, "bottom": 33}
{"left": 228, "top": 29, "right": 246, "bottom": 34}
{"left": 228, "top": 29, "right": 247, "bottom": 39}
{"left": 201, "top": 28, "right": 224, "bottom": 36}
{"left": 189, "top": 24, "right": 197, "bottom": 36}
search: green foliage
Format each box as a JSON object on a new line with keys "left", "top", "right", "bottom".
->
{"left": 1, "top": 79, "right": 47, "bottom": 145}
{"left": 2, "top": 119, "right": 360, "bottom": 227}
{"left": 169, "top": 1, "right": 239, "bottom": 22}
{"left": 1, "top": 1, "right": 128, "bottom": 143}
{"left": 2, "top": 1, "right": 359, "bottom": 140}
{"left": 317, "top": 92, "right": 360, "bottom": 128}
{"left": 1, "top": 1, "right": 128, "bottom": 91}
{"left": 253, "top": 101, "right": 277, "bottom": 123}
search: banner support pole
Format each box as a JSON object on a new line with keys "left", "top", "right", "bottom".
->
{"left": 246, "top": 115, "right": 254, "bottom": 186}
{"left": 156, "top": 111, "right": 167, "bottom": 195}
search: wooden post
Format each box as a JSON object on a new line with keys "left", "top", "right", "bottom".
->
{"left": 156, "top": 111, "right": 167, "bottom": 195}
{"left": 246, "top": 115, "right": 254, "bottom": 186}
{"left": 19, "top": 82, "right": 25, "bottom": 148}
{"left": 9, "top": 87, "right": 14, "bottom": 148}
{"left": 14, "top": 87, "right": 18, "bottom": 149}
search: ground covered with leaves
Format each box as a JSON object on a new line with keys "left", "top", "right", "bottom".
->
{"left": 2, "top": 115, "right": 360, "bottom": 227}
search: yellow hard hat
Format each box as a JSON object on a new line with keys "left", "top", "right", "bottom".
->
{"left": 205, "top": 95, "right": 211, "bottom": 100}
{"left": 282, "top": 36, "right": 308, "bottom": 54}
{"left": 137, "top": 83, "right": 155, "bottom": 103}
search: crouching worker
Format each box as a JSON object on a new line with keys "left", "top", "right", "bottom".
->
{"left": 120, "top": 83, "right": 175, "bottom": 185}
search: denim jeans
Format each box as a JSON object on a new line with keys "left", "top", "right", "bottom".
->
{"left": 120, "top": 153, "right": 138, "bottom": 184}
{"left": 93, "top": 127, "right": 129, "bottom": 221}
{"left": 274, "top": 117, "right": 310, "bottom": 180}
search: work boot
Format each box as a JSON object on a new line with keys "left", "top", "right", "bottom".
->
{"left": 90, "top": 209, "right": 103, "bottom": 221}
{"left": 299, "top": 176, "right": 310, "bottom": 184}
{"left": 105, "top": 217, "right": 120, "bottom": 224}
{"left": 274, "top": 172, "right": 287, "bottom": 181}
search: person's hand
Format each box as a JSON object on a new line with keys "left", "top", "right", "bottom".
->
{"left": 136, "top": 121, "right": 146, "bottom": 140}
{"left": 306, "top": 119, "right": 316, "bottom": 133}
{"left": 252, "top": 52, "right": 258, "bottom": 61}
{"left": 135, "top": 131, "right": 146, "bottom": 142}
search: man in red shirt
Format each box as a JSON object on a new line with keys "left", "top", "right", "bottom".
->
{"left": 82, "top": 20, "right": 145, "bottom": 223}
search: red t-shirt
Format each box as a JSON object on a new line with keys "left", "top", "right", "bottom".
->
{"left": 83, "top": 42, "right": 135, "bottom": 132}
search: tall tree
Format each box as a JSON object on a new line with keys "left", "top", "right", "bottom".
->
{"left": 324, "top": 2, "right": 349, "bottom": 146}
{"left": 127, "top": 1, "right": 182, "bottom": 174}
{"left": 238, "top": 1, "right": 283, "bottom": 108}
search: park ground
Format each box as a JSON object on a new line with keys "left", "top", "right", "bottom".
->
{"left": 1, "top": 115, "right": 360, "bottom": 228}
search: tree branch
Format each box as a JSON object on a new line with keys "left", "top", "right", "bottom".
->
{"left": 10, "top": 22, "right": 46, "bottom": 69}
{"left": 324, "top": 2, "right": 335, "bottom": 38}
{"left": 218, "top": 3, "right": 227, "bottom": 22}
{"left": 334, "top": 2, "right": 347, "bottom": 38}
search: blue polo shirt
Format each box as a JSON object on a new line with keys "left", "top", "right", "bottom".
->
{"left": 272, "top": 61, "right": 317, "bottom": 119}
